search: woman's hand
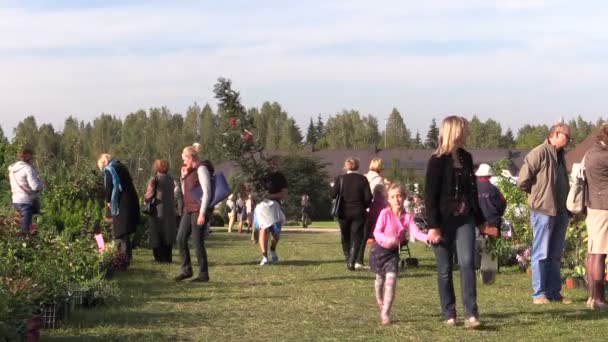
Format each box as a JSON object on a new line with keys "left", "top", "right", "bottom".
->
{"left": 197, "top": 212, "right": 206, "bottom": 226}
{"left": 181, "top": 166, "right": 188, "bottom": 178}
{"left": 427, "top": 228, "right": 442, "bottom": 244}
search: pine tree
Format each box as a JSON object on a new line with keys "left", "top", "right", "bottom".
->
{"left": 384, "top": 108, "right": 410, "bottom": 148}
{"left": 214, "top": 77, "right": 272, "bottom": 196}
{"left": 315, "top": 115, "right": 325, "bottom": 141}
{"left": 501, "top": 128, "right": 515, "bottom": 148}
{"left": 305, "top": 118, "right": 317, "bottom": 146}
{"left": 425, "top": 118, "right": 439, "bottom": 149}
{"left": 413, "top": 130, "right": 422, "bottom": 148}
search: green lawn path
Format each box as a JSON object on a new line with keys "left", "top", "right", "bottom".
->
{"left": 44, "top": 231, "right": 606, "bottom": 341}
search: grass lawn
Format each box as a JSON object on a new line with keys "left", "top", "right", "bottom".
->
{"left": 44, "top": 232, "right": 605, "bottom": 341}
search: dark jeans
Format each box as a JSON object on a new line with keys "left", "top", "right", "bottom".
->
{"left": 338, "top": 215, "right": 367, "bottom": 266}
{"left": 356, "top": 219, "right": 371, "bottom": 264}
{"left": 13, "top": 203, "right": 34, "bottom": 233}
{"left": 153, "top": 244, "right": 173, "bottom": 263}
{"left": 433, "top": 217, "right": 478, "bottom": 320}
{"left": 177, "top": 213, "right": 209, "bottom": 277}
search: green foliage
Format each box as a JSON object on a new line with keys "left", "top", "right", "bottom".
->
{"left": 384, "top": 108, "right": 411, "bottom": 148}
{"left": 278, "top": 155, "right": 332, "bottom": 220}
{"left": 515, "top": 124, "right": 549, "bottom": 149}
{"left": 324, "top": 110, "right": 381, "bottom": 149}
{"left": 493, "top": 159, "right": 532, "bottom": 244}
{"left": 425, "top": 118, "right": 439, "bottom": 149}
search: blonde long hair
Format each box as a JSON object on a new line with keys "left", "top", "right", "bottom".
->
{"left": 434, "top": 116, "right": 469, "bottom": 156}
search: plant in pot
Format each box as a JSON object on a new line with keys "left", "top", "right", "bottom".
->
{"left": 563, "top": 265, "right": 587, "bottom": 289}
{"left": 515, "top": 247, "right": 532, "bottom": 274}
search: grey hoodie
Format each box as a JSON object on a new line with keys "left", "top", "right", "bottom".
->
{"left": 8, "top": 161, "right": 44, "bottom": 204}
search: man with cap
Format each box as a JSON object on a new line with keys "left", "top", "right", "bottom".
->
{"left": 475, "top": 164, "right": 506, "bottom": 235}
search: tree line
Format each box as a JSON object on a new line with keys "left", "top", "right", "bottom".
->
{"left": 1, "top": 102, "right": 604, "bottom": 191}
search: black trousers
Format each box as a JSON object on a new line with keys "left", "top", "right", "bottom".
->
{"left": 177, "top": 213, "right": 209, "bottom": 277}
{"left": 356, "top": 219, "right": 373, "bottom": 264}
{"left": 338, "top": 215, "right": 367, "bottom": 266}
{"left": 153, "top": 244, "right": 173, "bottom": 263}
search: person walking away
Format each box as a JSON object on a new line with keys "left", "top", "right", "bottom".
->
{"left": 424, "top": 116, "right": 487, "bottom": 329}
{"left": 174, "top": 145, "right": 213, "bottom": 282}
{"left": 246, "top": 194, "right": 255, "bottom": 236}
{"left": 361, "top": 158, "right": 387, "bottom": 269}
{"left": 583, "top": 124, "right": 608, "bottom": 310}
{"left": 370, "top": 183, "right": 428, "bottom": 325}
{"left": 517, "top": 122, "right": 572, "bottom": 305}
{"left": 332, "top": 157, "right": 372, "bottom": 271}
{"left": 236, "top": 194, "right": 246, "bottom": 233}
{"left": 301, "top": 194, "right": 312, "bottom": 228}
{"left": 9, "top": 146, "right": 44, "bottom": 235}
{"left": 226, "top": 194, "right": 236, "bottom": 233}
{"left": 98, "top": 153, "right": 140, "bottom": 263}
{"left": 255, "top": 169, "right": 288, "bottom": 265}
{"left": 144, "top": 159, "right": 177, "bottom": 263}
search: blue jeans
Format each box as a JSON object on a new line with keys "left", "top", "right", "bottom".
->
{"left": 13, "top": 203, "right": 34, "bottom": 233}
{"left": 530, "top": 211, "right": 569, "bottom": 300}
{"left": 433, "top": 217, "right": 478, "bottom": 319}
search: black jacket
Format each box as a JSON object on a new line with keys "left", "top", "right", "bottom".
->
{"left": 424, "top": 149, "right": 485, "bottom": 230}
{"left": 103, "top": 161, "right": 140, "bottom": 238}
{"left": 331, "top": 172, "right": 372, "bottom": 219}
{"left": 476, "top": 179, "right": 506, "bottom": 228}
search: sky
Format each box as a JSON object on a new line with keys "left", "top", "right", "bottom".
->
{"left": 1, "top": 0, "right": 608, "bottom": 138}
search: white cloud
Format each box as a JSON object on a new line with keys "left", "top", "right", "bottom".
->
{"left": 1, "top": 0, "right": 608, "bottom": 137}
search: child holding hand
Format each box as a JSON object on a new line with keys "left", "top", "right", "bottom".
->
{"left": 370, "top": 183, "right": 428, "bottom": 325}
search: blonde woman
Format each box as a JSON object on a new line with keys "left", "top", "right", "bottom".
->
{"left": 97, "top": 153, "right": 139, "bottom": 262}
{"left": 359, "top": 158, "right": 387, "bottom": 268}
{"left": 226, "top": 194, "right": 237, "bottom": 233}
{"left": 424, "top": 116, "right": 487, "bottom": 329}
{"left": 174, "top": 145, "right": 213, "bottom": 282}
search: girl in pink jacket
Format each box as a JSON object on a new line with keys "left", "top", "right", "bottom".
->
{"left": 370, "top": 183, "right": 428, "bottom": 325}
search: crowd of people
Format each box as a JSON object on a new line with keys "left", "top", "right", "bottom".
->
{"left": 7, "top": 116, "right": 608, "bottom": 328}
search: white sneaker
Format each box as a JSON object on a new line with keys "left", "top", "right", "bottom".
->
{"left": 260, "top": 256, "right": 269, "bottom": 266}
{"left": 270, "top": 252, "right": 279, "bottom": 264}
{"left": 354, "top": 263, "right": 365, "bottom": 270}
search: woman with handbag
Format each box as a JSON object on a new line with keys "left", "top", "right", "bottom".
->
{"left": 98, "top": 153, "right": 140, "bottom": 263}
{"left": 332, "top": 157, "right": 372, "bottom": 271}
{"left": 424, "top": 116, "right": 488, "bottom": 329}
{"left": 144, "top": 159, "right": 177, "bottom": 263}
{"left": 583, "top": 124, "right": 608, "bottom": 310}
{"left": 8, "top": 146, "right": 44, "bottom": 235}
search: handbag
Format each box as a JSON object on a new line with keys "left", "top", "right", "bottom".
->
{"left": 330, "top": 176, "right": 344, "bottom": 217}
{"left": 141, "top": 177, "right": 158, "bottom": 215}
{"left": 191, "top": 171, "right": 232, "bottom": 208}
{"left": 566, "top": 156, "right": 586, "bottom": 214}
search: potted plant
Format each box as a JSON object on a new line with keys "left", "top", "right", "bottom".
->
{"left": 515, "top": 247, "right": 532, "bottom": 274}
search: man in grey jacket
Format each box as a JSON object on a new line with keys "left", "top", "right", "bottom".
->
{"left": 517, "top": 122, "right": 571, "bottom": 305}
{"left": 8, "top": 146, "right": 44, "bottom": 234}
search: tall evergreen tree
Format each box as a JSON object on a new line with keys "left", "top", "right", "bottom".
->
{"left": 413, "top": 130, "right": 422, "bottom": 148}
{"left": 425, "top": 118, "right": 439, "bottom": 149}
{"left": 501, "top": 128, "right": 515, "bottom": 148}
{"left": 384, "top": 108, "right": 411, "bottom": 148}
{"left": 305, "top": 118, "right": 317, "bottom": 146}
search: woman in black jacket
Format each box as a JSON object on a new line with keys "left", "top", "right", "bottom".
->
{"left": 424, "top": 116, "right": 487, "bottom": 329}
{"left": 332, "top": 157, "right": 372, "bottom": 270}
{"left": 98, "top": 153, "right": 140, "bottom": 262}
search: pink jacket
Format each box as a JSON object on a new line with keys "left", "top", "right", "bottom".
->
{"left": 373, "top": 208, "right": 428, "bottom": 249}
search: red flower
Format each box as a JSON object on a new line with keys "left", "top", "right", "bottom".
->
{"left": 243, "top": 129, "right": 254, "bottom": 142}
{"left": 230, "top": 117, "right": 237, "bottom": 127}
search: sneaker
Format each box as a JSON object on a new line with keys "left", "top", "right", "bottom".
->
{"left": 533, "top": 297, "right": 550, "bottom": 304}
{"left": 260, "top": 256, "right": 269, "bottom": 266}
{"left": 464, "top": 317, "right": 481, "bottom": 329}
{"left": 354, "top": 263, "right": 369, "bottom": 270}
{"left": 270, "top": 252, "right": 279, "bottom": 264}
